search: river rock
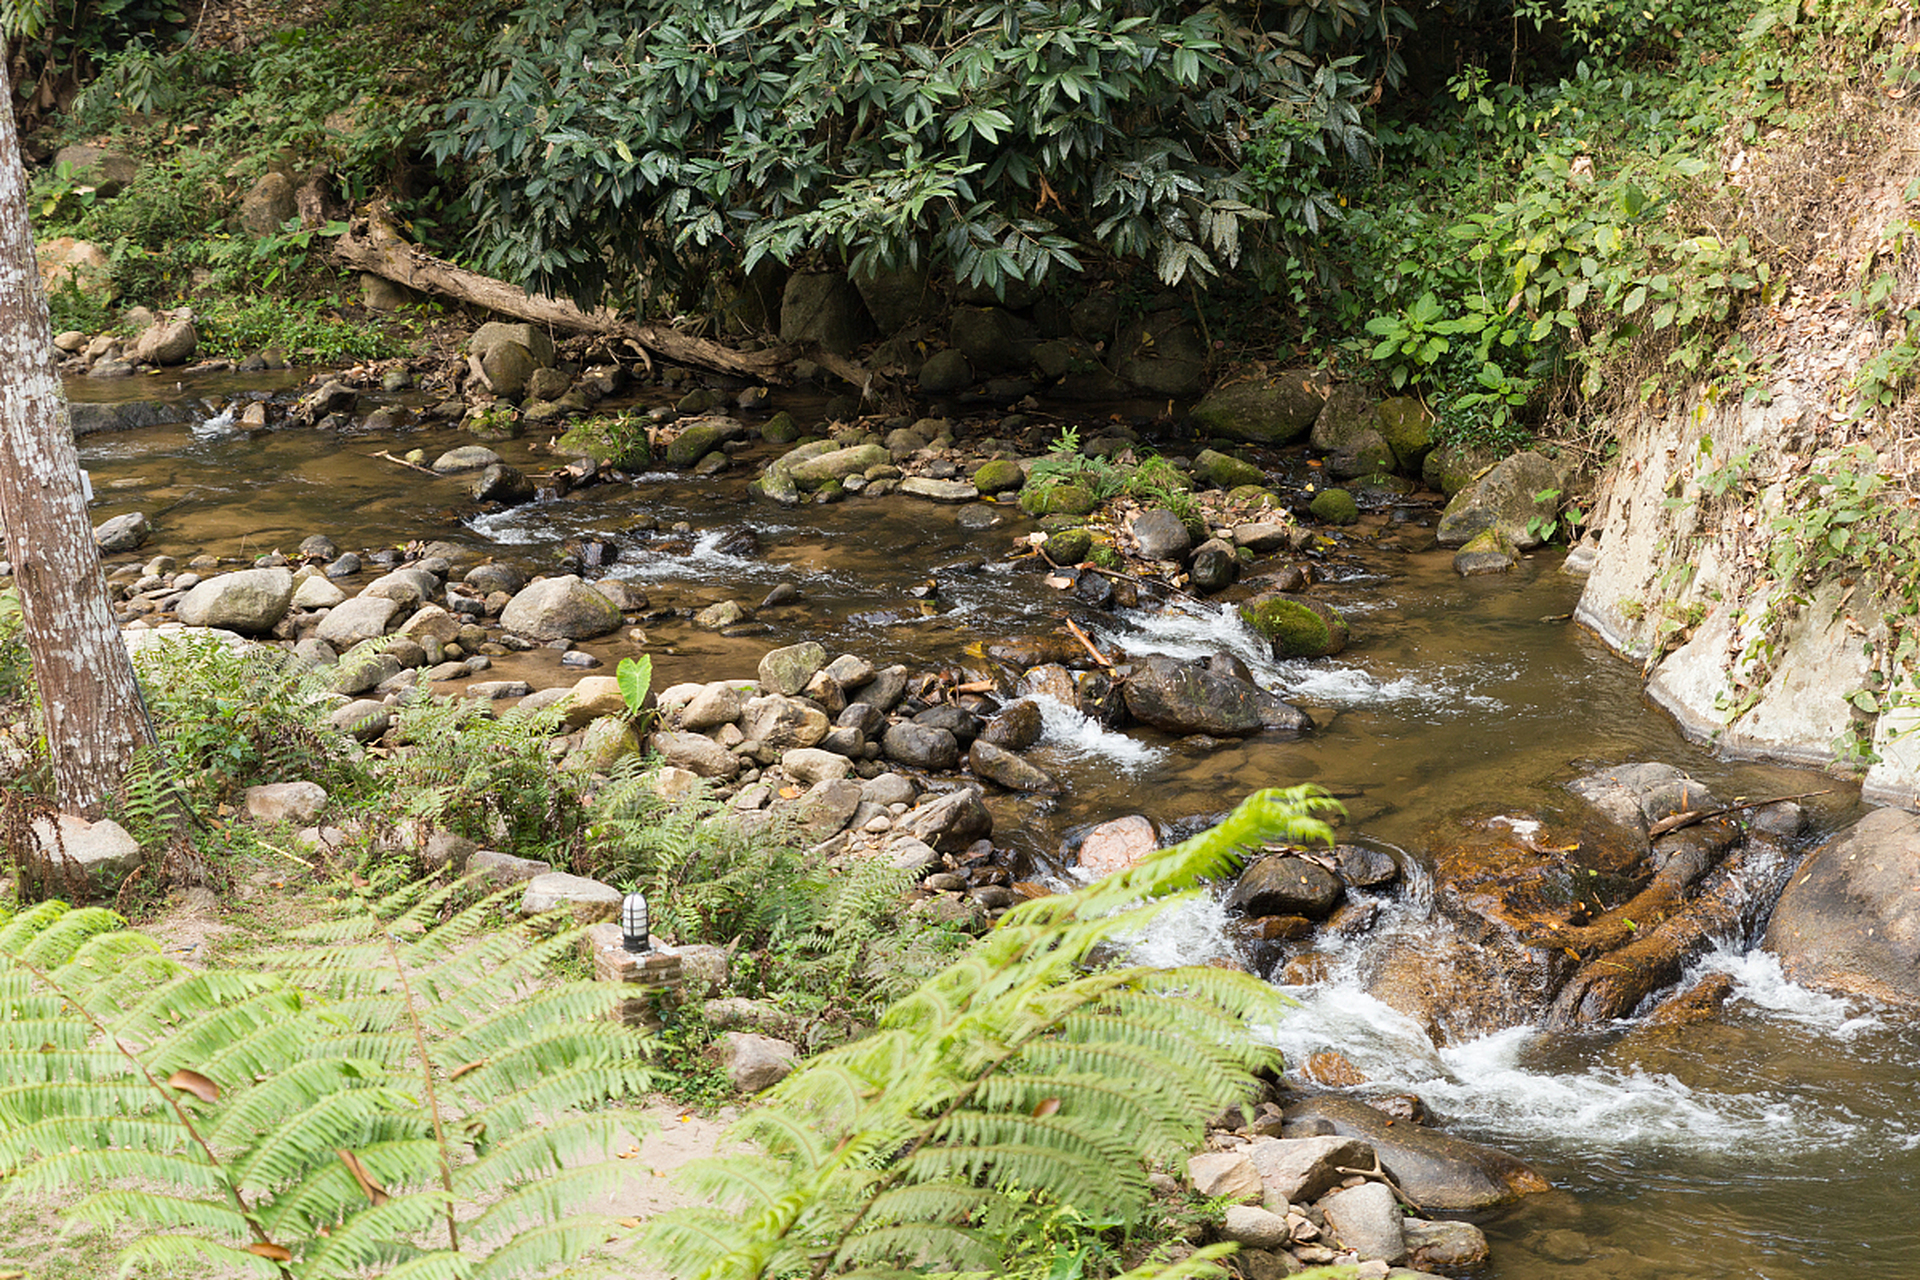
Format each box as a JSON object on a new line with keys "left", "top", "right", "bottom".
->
{"left": 967, "top": 739, "right": 1060, "bottom": 793}
{"left": 900, "top": 477, "right": 979, "bottom": 502}
{"left": 882, "top": 722, "right": 959, "bottom": 770}
{"left": 316, "top": 595, "right": 402, "bottom": 648}
{"left": 1190, "top": 371, "right": 1329, "bottom": 445}
{"left": 292, "top": 575, "right": 347, "bottom": 609}
{"left": 1319, "top": 1182, "right": 1405, "bottom": 1264}
{"left": 1403, "top": 1219, "right": 1489, "bottom": 1271}
{"left": 1453, "top": 528, "right": 1519, "bottom": 575}
{"left": 556, "top": 416, "right": 651, "bottom": 469}
{"left": 1308, "top": 487, "right": 1359, "bottom": 524}
{"left": 900, "top": 786, "right": 992, "bottom": 852}
{"left": 1076, "top": 814, "right": 1157, "bottom": 877}
{"left": 783, "top": 747, "right": 851, "bottom": 783}
{"left": 175, "top": 568, "right": 293, "bottom": 634}
{"left": 1567, "top": 761, "right": 1719, "bottom": 844}
{"left": 363, "top": 568, "right": 439, "bottom": 609}
{"left": 1188, "top": 539, "right": 1240, "bottom": 593}
{"left": 759, "top": 641, "right": 827, "bottom": 695}
{"left": 1227, "top": 855, "right": 1343, "bottom": 919}
{"left": 93, "top": 512, "right": 153, "bottom": 552}
{"left": 1122, "top": 654, "right": 1274, "bottom": 737}
{"left": 472, "top": 463, "right": 536, "bottom": 504}
{"left": 1131, "top": 508, "right": 1193, "bottom": 561}
{"left": 1282, "top": 1096, "right": 1551, "bottom": 1211}
{"left": 680, "top": 681, "right": 750, "bottom": 732}
{"left": 330, "top": 698, "right": 392, "bottom": 741}
{"left": 499, "top": 575, "right": 621, "bottom": 640}
{"left": 127, "top": 315, "right": 198, "bottom": 366}
{"left": 793, "top": 778, "right": 864, "bottom": 841}
{"left": 740, "top": 694, "right": 830, "bottom": 751}
{"left": 980, "top": 699, "right": 1043, "bottom": 750}
{"left": 1239, "top": 594, "right": 1348, "bottom": 658}
{"left": 1220, "top": 1204, "right": 1291, "bottom": 1251}
{"left": 573, "top": 716, "right": 640, "bottom": 771}
{"left": 1310, "top": 382, "right": 1382, "bottom": 453}
{"left": 1377, "top": 396, "right": 1436, "bottom": 472}
{"left": 651, "top": 730, "right": 740, "bottom": 779}
{"left": 666, "top": 417, "right": 747, "bottom": 466}
{"left": 789, "top": 444, "right": 889, "bottom": 488}
{"left": 1765, "top": 807, "right": 1920, "bottom": 1006}
{"left": 1436, "top": 450, "right": 1562, "bottom": 548}
{"left": 1242, "top": 1134, "right": 1376, "bottom": 1205}
{"left": 1187, "top": 1151, "right": 1264, "bottom": 1203}
{"left": 1193, "top": 448, "right": 1267, "bottom": 490}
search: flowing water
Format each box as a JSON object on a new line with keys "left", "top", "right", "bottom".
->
{"left": 71, "top": 374, "right": 1920, "bottom": 1277}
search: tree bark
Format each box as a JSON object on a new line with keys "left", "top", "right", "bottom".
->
{"left": 0, "top": 57, "right": 154, "bottom": 816}
{"left": 333, "top": 203, "right": 798, "bottom": 382}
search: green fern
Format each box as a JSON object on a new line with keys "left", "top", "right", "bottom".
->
{"left": 380, "top": 693, "right": 581, "bottom": 855}
{"left": 0, "top": 876, "right": 655, "bottom": 1278}
{"left": 641, "top": 786, "right": 1338, "bottom": 1280}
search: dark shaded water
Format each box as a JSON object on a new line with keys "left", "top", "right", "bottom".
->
{"left": 73, "top": 373, "right": 1918, "bottom": 1278}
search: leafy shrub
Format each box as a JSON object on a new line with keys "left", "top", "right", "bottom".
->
{"left": 428, "top": 0, "right": 1403, "bottom": 308}
{"left": 378, "top": 694, "right": 582, "bottom": 858}
{"left": 194, "top": 293, "right": 403, "bottom": 363}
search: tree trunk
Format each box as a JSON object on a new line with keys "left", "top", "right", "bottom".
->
{"left": 0, "top": 57, "right": 154, "bottom": 816}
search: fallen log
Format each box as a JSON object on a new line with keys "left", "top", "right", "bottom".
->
{"left": 333, "top": 203, "right": 796, "bottom": 383}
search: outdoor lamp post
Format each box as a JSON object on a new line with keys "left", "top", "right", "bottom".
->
{"left": 621, "top": 891, "right": 651, "bottom": 954}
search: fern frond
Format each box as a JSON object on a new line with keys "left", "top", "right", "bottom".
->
{"left": 113, "top": 1233, "right": 288, "bottom": 1279}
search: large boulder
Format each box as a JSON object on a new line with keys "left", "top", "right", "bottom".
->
{"left": 1114, "top": 311, "right": 1208, "bottom": 396}
{"left": 27, "top": 814, "right": 143, "bottom": 898}
{"left": 900, "top": 786, "right": 992, "bottom": 852}
{"left": 1435, "top": 450, "right": 1563, "bottom": 548}
{"left": 1282, "top": 1096, "right": 1551, "bottom": 1211}
{"left": 1226, "top": 854, "right": 1343, "bottom": 919}
{"left": 239, "top": 171, "right": 297, "bottom": 234}
{"left": 469, "top": 321, "right": 556, "bottom": 368}
{"left": 53, "top": 144, "right": 139, "bottom": 195}
{"left": 787, "top": 444, "right": 888, "bottom": 488}
{"left": 1376, "top": 396, "right": 1437, "bottom": 472}
{"left": 36, "top": 236, "right": 112, "bottom": 300}
{"left": 93, "top": 512, "right": 152, "bottom": 553}
{"left": 1122, "top": 654, "right": 1309, "bottom": 737}
{"left": 315, "top": 594, "right": 402, "bottom": 649}
{"left": 175, "top": 568, "right": 294, "bottom": 634}
{"left": 1189, "top": 371, "right": 1330, "bottom": 445}
{"left": 740, "top": 694, "right": 830, "bottom": 751}
{"left": 1309, "top": 382, "right": 1382, "bottom": 453}
{"left": 127, "top": 315, "right": 198, "bottom": 366}
{"left": 498, "top": 575, "right": 622, "bottom": 640}
{"left": 1765, "top": 807, "right": 1920, "bottom": 1007}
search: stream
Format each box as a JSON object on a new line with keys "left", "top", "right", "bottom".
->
{"left": 71, "top": 370, "right": 1920, "bottom": 1278}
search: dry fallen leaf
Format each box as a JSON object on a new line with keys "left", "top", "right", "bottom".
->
{"left": 337, "top": 1149, "right": 391, "bottom": 1207}
{"left": 246, "top": 1243, "right": 293, "bottom": 1262}
{"left": 166, "top": 1069, "right": 220, "bottom": 1103}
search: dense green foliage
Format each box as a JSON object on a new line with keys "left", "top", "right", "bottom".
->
{"left": 0, "top": 882, "right": 653, "bottom": 1278}
{"left": 643, "top": 786, "right": 1338, "bottom": 1280}
{"left": 427, "top": 0, "right": 1402, "bottom": 309}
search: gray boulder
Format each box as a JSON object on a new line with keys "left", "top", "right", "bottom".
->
{"left": 918, "top": 349, "right": 972, "bottom": 394}
{"left": 316, "top": 594, "right": 403, "bottom": 649}
{"left": 651, "top": 730, "right": 740, "bottom": 779}
{"left": 1765, "top": 807, "right": 1920, "bottom": 1007}
{"left": 239, "top": 171, "right": 297, "bottom": 234}
{"left": 28, "top": 814, "right": 143, "bottom": 897}
{"left": 1121, "top": 654, "right": 1302, "bottom": 738}
{"left": 787, "top": 444, "right": 889, "bottom": 488}
{"left": 1114, "top": 311, "right": 1207, "bottom": 396}
{"left": 1310, "top": 381, "right": 1383, "bottom": 453}
{"left": 882, "top": 722, "right": 959, "bottom": 770}
{"left": 175, "top": 568, "right": 294, "bottom": 634}
{"left": 1131, "top": 508, "right": 1193, "bottom": 561}
{"left": 740, "top": 694, "right": 830, "bottom": 751}
{"left": 1319, "top": 1182, "right": 1406, "bottom": 1264}
{"left": 93, "top": 511, "right": 152, "bottom": 553}
{"left": 759, "top": 641, "right": 827, "bottom": 696}
{"left": 128, "top": 316, "right": 198, "bottom": 366}
{"left": 244, "top": 781, "right": 328, "bottom": 825}
{"left": 469, "top": 321, "right": 556, "bottom": 368}
{"left": 499, "top": 575, "right": 621, "bottom": 640}
{"left": 780, "top": 272, "right": 871, "bottom": 354}
{"left": 901, "top": 786, "right": 992, "bottom": 852}
{"left": 1436, "top": 450, "right": 1563, "bottom": 548}
{"left": 968, "top": 740, "right": 1060, "bottom": 794}
{"left": 521, "top": 871, "right": 621, "bottom": 920}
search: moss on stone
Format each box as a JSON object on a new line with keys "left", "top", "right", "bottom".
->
{"left": 1020, "top": 481, "right": 1098, "bottom": 517}
{"left": 1308, "top": 487, "right": 1360, "bottom": 525}
{"left": 1240, "top": 596, "right": 1349, "bottom": 658}
{"left": 760, "top": 411, "right": 801, "bottom": 445}
{"left": 1042, "top": 528, "right": 1093, "bottom": 564}
{"left": 556, "top": 416, "right": 652, "bottom": 470}
{"left": 973, "top": 458, "right": 1026, "bottom": 493}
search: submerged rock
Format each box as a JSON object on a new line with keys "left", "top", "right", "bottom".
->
{"left": 1282, "top": 1096, "right": 1551, "bottom": 1211}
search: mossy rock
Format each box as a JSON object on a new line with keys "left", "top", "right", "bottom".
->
{"left": 760, "top": 411, "right": 801, "bottom": 445}
{"left": 1423, "top": 441, "right": 1501, "bottom": 497}
{"left": 1454, "top": 529, "right": 1519, "bottom": 576}
{"left": 666, "top": 422, "right": 728, "bottom": 466}
{"left": 973, "top": 458, "right": 1026, "bottom": 494}
{"left": 1020, "top": 482, "right": 1099, "bottom": 517}
{"left": 464, "top": 407, "right": 523, "bottom": 441}
{"left": 1228, "top": 484, "right": 1282, "bottom": 511}
{"left": 555, "top": 417, "right": 652, "bottom": 470}
{"left": 1308, "top": 488, "right": 1360, "bottom": 525}
{"left": 1087, "top": 543, "right": 1121, "bottom": 570}
{"left": 1193, "top": 448, "right": 1267, "bottom": 490}
{"left": 1378, "top": 396, "right": 1437, "bottom": 472}
{"left": 1189, "top": 371, "right": 1330, "bottom": 445}
{"left": 676, "top": 387, "right": 720, "bottom": 415}
{"left": 1240, "top": 594, "right": 1350, "bottom": 658}
{"left": 1042, "top": 528, "right": 1093, "bottom": 564}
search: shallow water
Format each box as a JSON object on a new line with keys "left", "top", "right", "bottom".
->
{"left": 71, "top": 375, "right": 1916, "bottom": 1277}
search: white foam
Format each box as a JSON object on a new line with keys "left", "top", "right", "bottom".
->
{"left": 191, "top": 405, "right": 238, "bottom": 439}
{"left": 463, "top": 508, "right": 546, "bottom": 544}
{"left": 1111, "top": 893, "right": 1243, "bottom": 969}
{"left": 1027, "top": 694, "right": 1164, "bottom": 773}
{"left": 1696, "top": 946, "right": 1884, "bottom": 1038}
{"left": 614, "top": 528, "right": 785, "bottom": 583}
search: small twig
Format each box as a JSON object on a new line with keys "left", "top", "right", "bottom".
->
{"left": 1333, "top": 1161, "right": 1424, "bottom": 1216}
{"left": 371, "top": 449, "right": 439, "bottom": 476}
{"left": 1647, "top": 788, "right": 1832, "bottom": 838}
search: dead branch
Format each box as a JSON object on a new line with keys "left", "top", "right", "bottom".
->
{"left": 1645, "top": 789, "right": 1832, "bottom": 838}
{"left": 334, "top": 202, "right": 794, "bottom": 382}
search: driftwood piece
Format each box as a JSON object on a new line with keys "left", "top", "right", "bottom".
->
{"left": 333, "top": 203, "right": 795, "bottom": 383}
